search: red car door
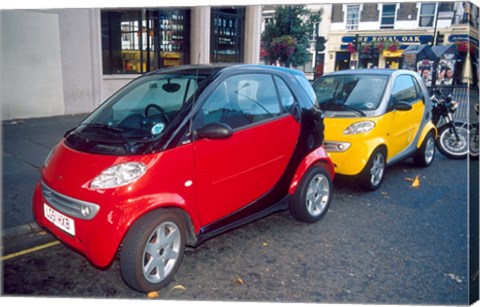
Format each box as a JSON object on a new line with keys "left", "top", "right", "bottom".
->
{"left": 193, "top": 73, "right": 300, "bottom": 225}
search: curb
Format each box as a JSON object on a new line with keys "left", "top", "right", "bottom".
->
{"left": 3, "top": 223, "right": 43, "bottom": 240}
{"left": 2, "top": 223, "right": 57, "bottom": 256}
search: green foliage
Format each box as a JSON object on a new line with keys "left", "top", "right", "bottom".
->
{"left": 261, "top": 5, "right": 313, "bottom": 67}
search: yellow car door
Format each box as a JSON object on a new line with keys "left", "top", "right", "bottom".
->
{"left": 384, "top": 74, "right": 425, "bottom": 161}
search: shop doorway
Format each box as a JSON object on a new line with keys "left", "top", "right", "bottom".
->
{"left": 385, "top": 57, "right": 401, "bottom": 69}
{"left": 335, "top": 52, "right": 351, "bottom": 71}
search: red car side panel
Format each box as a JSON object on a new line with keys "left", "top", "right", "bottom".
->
{"left": 194, "top": 115, "right": 300, "bottom": 225}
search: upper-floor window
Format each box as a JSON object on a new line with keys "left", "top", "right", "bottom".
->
{"left": 346, "top": 5, "right": 360, "bottom": 30}
{"left": 419, "top": 3, "right": 437, "bottom": 27}
{"left": 381, "top": 4, "right": 396, "bottom": 29}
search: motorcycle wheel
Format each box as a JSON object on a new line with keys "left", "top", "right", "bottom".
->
{"left": 470, "top": 126, "right": 479, "bottom": 160}
{"left": 437, "top": 122, "right": 469, "bottom": 159}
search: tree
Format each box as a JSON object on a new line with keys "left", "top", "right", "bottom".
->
{"left": 261, "top": 5, "right": 312, "bottom": 67}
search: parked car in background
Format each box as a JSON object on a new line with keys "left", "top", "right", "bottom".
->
{"left": 312, "top": 69, "right": 436, "bottom": 191}
{"left": 33, "top": 64, "right": 334, "bottom": 293}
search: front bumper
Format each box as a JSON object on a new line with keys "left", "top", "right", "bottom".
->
{"left": 33, "top": 182, "right": 122, "bottom": 268}
{"left": 324, "top": 137, "right": 381, "bottom": 176}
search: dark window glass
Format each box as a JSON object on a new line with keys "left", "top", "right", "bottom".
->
{"left": 419, "top": 3, "right": 436, "bottom": 27}
{"left": 314, "top": 75, "right": 388, "bottom": 111}
{"left": 101, "top": 9, "right": 190, "bottom": 74}
{"left": 381, "top": 4, "right": 396, "bottom": 29}
{"left": 273, "top": 76, "right": 295, "bottom": 112}
{"left": 195, "top": 74, "right": 281, "bottom": 130}
{"left": 210, "top": 7, "right": 245, "bottom": 63}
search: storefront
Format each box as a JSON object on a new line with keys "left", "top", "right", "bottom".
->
{"left": 101, "top": 9, "right": 191, "bottom": 74}
{"left": 101, "top": 7, "right": 248, "bottom": 75}
{"left": 327, "top": 32, "right": 435, "bottom": 72}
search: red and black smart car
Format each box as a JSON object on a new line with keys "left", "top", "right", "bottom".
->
{"left": 33, "top": 64, "right": 334, "bottom": 292}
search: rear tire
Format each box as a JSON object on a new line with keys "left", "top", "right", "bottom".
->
{"left": 120, "top": 209, "right": 186, "bottom": 293}
{"left": 470, "top": 125, "right": 479, "bottom": 160}
{"left": 413, "top": 131, "right": 435, "bottom": 167}
{"left": 289, "top": 166, "right": 332, "bottom": 223}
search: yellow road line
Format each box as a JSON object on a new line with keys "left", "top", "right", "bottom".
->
{"left": 2, "top": 240, "right": 60, "bottom": 261}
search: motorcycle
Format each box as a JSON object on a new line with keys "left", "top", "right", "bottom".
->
{"left": 431, "top": 89, "right": 469, "bottom": 159}
{"left": 470, "top": 103, "right": 479, "bottom": 160}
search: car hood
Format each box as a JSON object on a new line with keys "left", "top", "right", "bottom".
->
{"left": 41, "top": 140, "right": 156, "bottom": 199}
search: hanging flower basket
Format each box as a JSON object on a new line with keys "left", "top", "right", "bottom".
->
{"left": 386, "top": 41, "right": 400, "bottom": 52}
{"left": 456, "top": 41, "right": 468, "bottom": 53}
{"left": 361, "top": 43, "right": 371, "bottom": 53}
{"left": 347, "top": 43, "right": 357, "bottom": 54}
{"left": 374, "top": 41, "right": 385, "bottom": 52}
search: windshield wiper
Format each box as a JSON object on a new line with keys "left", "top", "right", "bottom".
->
{"left": 81, "top": 123, "right": 125, "bottom": 133}
{"left": 321, "top": 101, "right": 366, "bottom": 117}
{"left": 79, "top": 123, "right": 138, "bottom": 152}
{"left": 340, "top": 105, "right": 367, "bottom": 117}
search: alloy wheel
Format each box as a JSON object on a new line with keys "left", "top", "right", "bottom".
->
{"left": 142, "top": 221, "right": 182, "bottom": 284}
{"left": 370, "top": 152, "right": 385, "bottom": 187}
{"left": 305, "top": 173, "right": 330, "bottom": 217}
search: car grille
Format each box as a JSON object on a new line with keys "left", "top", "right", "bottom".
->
{"left": 41, "top": 181, "right": 100, "bottom": 220}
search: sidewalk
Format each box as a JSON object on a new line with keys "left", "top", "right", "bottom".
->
{"left": 2, "top": 113, "right": 87, "bottom": 247}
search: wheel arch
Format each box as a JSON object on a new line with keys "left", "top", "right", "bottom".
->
{"left": 288, "top": 146, "right": 334, "bottom": 195}
{"left": 416, "top": 122, "right": 437, "bottom": 149}
{"left": 118, "top": 203, "right": 199, "bottom": 256}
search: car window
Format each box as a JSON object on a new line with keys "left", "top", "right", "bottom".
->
{"left": 295, "top": 75, "right": 319, "bottom": 108}
{"left": 83, "top": 74, "right": 205, "bottom": 139}
{"left": 314, "top": 75, "right": 388, "bottom": 111}
{"left": 391, "top": 75, "right": 419, "bottom": 104}
{"left": 194, "top": 74, "right": 282, "bottom": 130}
{"left": 273, "top": 75, "right": 295, "bottom": 112}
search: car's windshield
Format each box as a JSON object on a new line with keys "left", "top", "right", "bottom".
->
{"left": 313, "top": 74, "right": 388, "bottom": 113}
{"left": 81, "top": 73, "right": 207, "bottom": 139}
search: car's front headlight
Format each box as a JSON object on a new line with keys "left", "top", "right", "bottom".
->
{"left": 343, "top": 121, "right": 375, "bottom": 135}
{"left": 90, "top": 162, "right": 147, "bottom": 189}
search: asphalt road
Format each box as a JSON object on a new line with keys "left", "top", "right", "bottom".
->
{"left": 2, "top": 153, "right": 476, "bottom": 305}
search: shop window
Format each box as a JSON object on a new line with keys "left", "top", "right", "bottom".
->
{"left": 211, "top": 7, "right": 245, "bottom": 63}
{"left": 101, "top": 9, "right": 190, "bottom": 75}
{"left": 346, "top": 5, "right": 360, "bottom": 30}
{"left": 419, "top": 3, "right": 436, "bottom": 27}
{"left": 381, "top": 4, "right": 396, "bottom": 29}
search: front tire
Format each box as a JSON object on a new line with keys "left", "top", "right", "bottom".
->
{"left": 120, "top": 209, "right": 186, "bottom": 293}
{"left": 359, "top": 148, "right": 386, "bottom": 191}
{"left": 437, "top": 122, "right": 469, "bottom": 159}
{"left": 290, "top": 166, "right": 332, "bottom": 223}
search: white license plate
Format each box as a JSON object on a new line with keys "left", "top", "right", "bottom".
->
{"left": 44, "top": 203, "right": 76, "bottom": 236}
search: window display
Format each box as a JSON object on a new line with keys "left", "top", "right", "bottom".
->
{"left": 102, "top": 9, "right": 189, "bottom": 74}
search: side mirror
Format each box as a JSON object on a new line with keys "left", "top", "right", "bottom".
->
{"left": 394, "top": 101, "right": 413, "bottom": 111}
{"left": 196, "top": 122, "right": 233, "bottom": 140}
